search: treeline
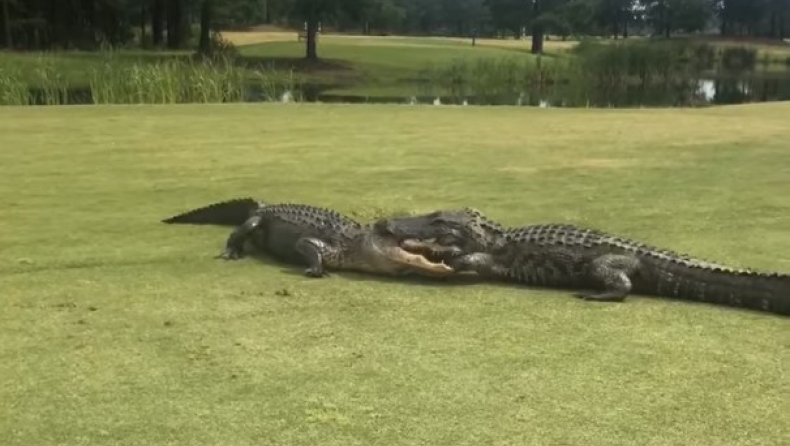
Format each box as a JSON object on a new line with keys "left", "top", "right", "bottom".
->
{"left": 1, "top": 0, "right": 788, "bottom": 54}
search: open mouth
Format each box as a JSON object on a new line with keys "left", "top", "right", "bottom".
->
{"left": 386, "top": 243, "right": 454, "bottom": 276}
{"left": 399, "top": 238, "right": 463, "bottom": 264}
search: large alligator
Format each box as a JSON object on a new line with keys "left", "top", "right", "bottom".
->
{"left": 162, "top": 198, "right": 454, "bottom": 278}
{"left": 376, "top": 208, "right": 790, "bottom": 316}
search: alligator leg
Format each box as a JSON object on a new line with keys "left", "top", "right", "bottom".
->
{"left": 294, "top": 237, "right": 333, "bottom": 278}
{"left": 449, "top": 252, "right": 510, "bottom": 276}
{"left": 216, "top": 215, "right": 262, "bottom": 260}
{"left": 574, "top": 254, "right": 639, "bottom": 302}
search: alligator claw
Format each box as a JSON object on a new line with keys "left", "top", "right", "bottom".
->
{"left": 304, "top": 267, "right": 328, "bottom": 278}
{"left": 573, "top": 292, "right": 626, "bottom": 302}
{"left": 216, "top": 249, "right": 243, "bottom": 260}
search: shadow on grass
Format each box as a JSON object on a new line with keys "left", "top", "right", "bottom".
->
{"left": 240, "top": 251, "right": 788, "bottom": 318}
{"left": 242, "top": 251, "right": 489, "bottom": 290}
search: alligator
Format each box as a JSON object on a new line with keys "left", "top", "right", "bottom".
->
{"left": 161, "top": 198, "right": 454, "bottom": 278}
{"left": 376, "top": 208, "right": 790, "bottom": 316}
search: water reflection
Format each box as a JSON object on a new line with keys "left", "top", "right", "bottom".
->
{"left": 697, "top": 76, "right": 790, "bottom": 105}
{"left": 310, "top": 72, "right": 790, "bottom": 108}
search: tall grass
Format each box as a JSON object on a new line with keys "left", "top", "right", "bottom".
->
{"left": 0, "top": 49, "right": 297, "bottom": 106}
{"left": 567, "top": 39, "right": 715, "bottom": 106}
{"left": 420, "top": 56, "right": 571, "bottom": 106}
{"left": 0, "top": 54, "right": 74, "bottom": 105}
{"left": 0, "top": 67, "right": 28, "bottom": 105}
{"left": 88, "top": 56, "right": 249, "bottom": 104}
{"left": 419, "top": 39, "right": 769, "bottom": 107}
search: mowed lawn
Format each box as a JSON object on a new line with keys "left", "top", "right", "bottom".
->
{"left": 1, "top": 103, "right": 788, "bottom": 446}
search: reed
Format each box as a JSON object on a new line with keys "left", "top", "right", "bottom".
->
{"left": 0, "top": 49, "right": 291, "bottom": 106}
{"left": 420, "top": 39, "right": 724, "bottom": 107}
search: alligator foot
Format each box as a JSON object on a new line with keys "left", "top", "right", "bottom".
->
{"left": 296, "top": 237, "right": 332, "bottom": 279}
{"left": 219, "top": 215, "right": 261, "bottom": 261}
{"left": 216, "top": 248, "right": 244, "bottom": 260}
{"left": 304, "top": 266, "right": 329, "bottom": 278}
{"left": 581, "top": 254, "right": 638, "bottom": 302}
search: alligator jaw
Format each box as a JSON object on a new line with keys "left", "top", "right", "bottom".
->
{"left": 388, "top": 243, "right": 455, "bottom": 276}
{"left": 399, "top": 238, "right": 465, "bottom": 264}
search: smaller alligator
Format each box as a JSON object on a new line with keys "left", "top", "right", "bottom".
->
{"left": 162, "top": 198, "right": 454, "bottom": 278}
{"left": 376, "top": 208, "right": 790, "bottom": 316}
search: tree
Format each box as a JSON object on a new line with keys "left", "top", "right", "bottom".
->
{"left": 439, "top": 0, "right": 488, "bottom": 38}
{"left": 561, "top": 0, "right": 598, "bottom": 36}
{"left": 532, "top": 0, "right": 543, "bottom": 53}
{"left": 768, "top": 0, "right": 789, "bottom": 39}
{"left": 485, "top": 0, "right": 532, "bottom": 38}
{"left": 1, "top": 0, "right": 13, "bottom": 48}
{"left": 288, "top": 0, "right": 369, "bottom": 60}
{"left": 166, "top": 0, "right": 185, "bottom": 49}
{"left": 199, "top": 0, "right": 213, "bottom": 54}
{"left": 529, "top": 0, "right": 574, "bottom": 54}
{"left": 151, "top": 0, "right": 165, "bottom": 46}
{"left": 715, "top": 0, "right": 770, "bottom": 36}
{"left": 642, "top": 0, "right": 711, "bottom": 37}
{"left": 593, "top": 0, "right": 635, "bottom": 39}
{"left": 360, "top": 0, "right": 407, "bottom": 34}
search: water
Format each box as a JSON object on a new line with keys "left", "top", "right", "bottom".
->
{"left": 19, "top": 72, "right": 790, "bottom": 107}
{"left": 697, "top": 76, "right": 790, "bottom": 105}
{"left": 309, "top": 72, "right": 790, "bottom": 108}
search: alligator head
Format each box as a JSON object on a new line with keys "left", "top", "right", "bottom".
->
{"left": 373, "top": 207, "right": 507, "bottom": 263}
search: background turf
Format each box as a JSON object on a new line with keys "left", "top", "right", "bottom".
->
{"left": 1, "top": 103, "right": 788, "bottom": 445}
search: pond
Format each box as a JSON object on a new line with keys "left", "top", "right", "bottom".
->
{"left": 307, "top": 71, "right": 790, "bottom": 108}
{"left": 18, "top": 69, "right": 790, "bottom": 108}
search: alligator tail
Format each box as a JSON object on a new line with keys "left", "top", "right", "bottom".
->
{"left": 161, "top": 197, "right": 262, "bottom": 226}
{"left": 641, "top": 257, "right": 790, "bottom": 316}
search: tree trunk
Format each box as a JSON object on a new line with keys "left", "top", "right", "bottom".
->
{"left": 622, "top": 12, "right": 628, "bottom": 38}
{"left": 166, "top": 0, "right": 183, "bottom": 49}
{"left": 664, "top": 15, "right": 671, "bottom": 39}
{"left": 530, "top": 0, "right": 543, "bottom": 54}
{"left": 2, "top": 0, "right": 12, "bottom": 49}
{"left": 771, "top": 11, "right": 782, "bottom": 39}
{"left": 305, "top": 17, "right": 318, "bottom": 60}
{"left": 48, "top": 0, "right": 57, "bottom": 48}
{"left": 151, "top": 0, "right": 164, "bottom": 46}
{"left": 140, "top": 2, "right": 147, "bottom": 47}
{"left": 198, "top": 0, "right": 211, "bottom": 54}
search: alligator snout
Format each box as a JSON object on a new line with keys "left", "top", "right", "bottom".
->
{"left": 373, "top": 217, "right": 433, "bottom": 240}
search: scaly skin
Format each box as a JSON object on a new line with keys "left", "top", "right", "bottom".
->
{"left": 377, "top": 208, "right": 790, "bottom": 316}
{"left": 162, "top": 198, "right": 454, "bottom": 278}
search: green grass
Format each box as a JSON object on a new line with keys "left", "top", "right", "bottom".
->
{"left": 237, "top": 36, "right": 546, "bottom": 96}
{"left": 0, "top": 48, "right": 192, "bottom": 84}
{"left": 1, "top": 103, "right": 789, "bottom": 445}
